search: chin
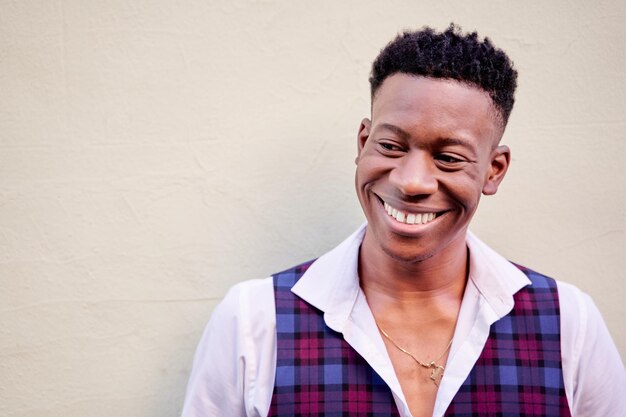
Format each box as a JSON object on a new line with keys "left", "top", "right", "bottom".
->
{"left": 380, "top": 241, "right": 438, "bottom": 264}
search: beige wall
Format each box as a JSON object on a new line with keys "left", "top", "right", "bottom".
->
{"left": 1, "top": 0, "right": 624, "bottom": 415}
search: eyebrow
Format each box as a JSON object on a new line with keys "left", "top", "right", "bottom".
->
{"left": 377, "top": 123, "right": 410, "bottom": 140}
{"left": 436, "top": 137, "right": 476, "bottom": 150}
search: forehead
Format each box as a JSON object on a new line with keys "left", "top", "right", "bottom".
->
{"left": 371, "top": 74, "right": 502, "bottom": 141}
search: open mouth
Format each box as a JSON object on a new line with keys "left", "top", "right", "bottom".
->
{"left": 382, "top": 200, "right": 442, "bottom": 225}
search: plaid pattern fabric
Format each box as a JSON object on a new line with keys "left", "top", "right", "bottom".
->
{"left": 268, "top": 261, "right": 570, "bottom": 417}
{"left": 445, "top": 264, "right": 571, "bottom": 416}
{"left": 268, "top": 260, "right": 401, "bottom": 417}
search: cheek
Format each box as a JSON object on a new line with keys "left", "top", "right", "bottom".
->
{"left": 354, "top": 162, "right": 374, "bottom": 199}
{"left": 356, "top": 156, "right": 387, "bottom": 184}
{"left": 446, "top": 174, "right": 485, "bottom": 209}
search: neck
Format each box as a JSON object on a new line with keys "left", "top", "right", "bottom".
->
{"left": 359, "top": 230, "right": 467, "bottom": 417}
{"left": 358, "top": 231, "right": 469, "bottom": 301}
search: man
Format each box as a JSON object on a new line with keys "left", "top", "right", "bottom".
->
{"left": 181, "top": 25, "right": 625, "bottom": 417}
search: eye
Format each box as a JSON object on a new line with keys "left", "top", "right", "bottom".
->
{"left": 435, "top": 153, "right": 465, "bottom": 164}
{"left": 434, "top": 153, "right": 470, "bottom": 170}
{"left": 378, "top": 141, "right": 405, "bottom": 153}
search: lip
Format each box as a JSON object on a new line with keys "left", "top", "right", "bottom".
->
{"left": 374, "top": 194, "right": 449, "bottom": 234}
{"left": 375, "top": 194, "right": 448, "bottom": 216}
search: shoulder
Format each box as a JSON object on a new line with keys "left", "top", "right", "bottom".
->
{"left": 509, "top": 264, "right": 614, "bottom": 362}
{"left": 189, "top": 276, "right": 277, "bottom": 370}
{"left": 553, "top": 280, "right": 625, "bottom": 415}
{"left": 206, "top": 277, "right": 278, "bottom": 352}
{"left": 272, "top": 259, "right": 317, "bottom": 286}
{"left": 508, "top": 266, "right": 626, "bottom": 415}
{"left": 181, "top": 277, "right": 276, "bottom": 417}
{"left": 215, "top": 277, "right": 276, "bottom": 322}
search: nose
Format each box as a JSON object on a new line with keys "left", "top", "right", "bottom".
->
{"left": 389, "top": 151, "right": 438, "bottom": 196}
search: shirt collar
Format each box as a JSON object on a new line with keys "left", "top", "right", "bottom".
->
{"left": 291, "top": 224, "right": 531, "bottom": 331}
{"left": 291, "top": 224, "right": 367, "bottom": 332}
{"left": 465, "top": 231, "right": 530, "bottom": 316}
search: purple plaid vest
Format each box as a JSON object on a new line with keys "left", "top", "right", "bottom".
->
{"left": 269, "top": 261, "right": 571, "bottom": 417}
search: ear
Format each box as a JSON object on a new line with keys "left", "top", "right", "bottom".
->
{"left": 355, "top": 118, "right": 371, "bottom": 164}
{"left": 482, "top": 145, "right": 511, "bottom": 195}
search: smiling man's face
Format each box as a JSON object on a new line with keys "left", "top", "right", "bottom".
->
{"left": 355, "top": 73, "right": 510, "bottom": 264}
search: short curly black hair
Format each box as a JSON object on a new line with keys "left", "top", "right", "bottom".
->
{"left": 370, "top": 24, "right": 518, "bottom": 126}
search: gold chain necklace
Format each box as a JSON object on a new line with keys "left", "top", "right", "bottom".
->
{"left": 376, "top": 323, "right": 452, "bottom": 387}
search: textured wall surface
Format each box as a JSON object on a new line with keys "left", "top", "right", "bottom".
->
{"left": 1, "top": 0, "right": 624, "bottom": 416}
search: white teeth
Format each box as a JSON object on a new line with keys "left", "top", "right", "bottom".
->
{"left": 382, "top": 201, "right": 438, "bottom": 226}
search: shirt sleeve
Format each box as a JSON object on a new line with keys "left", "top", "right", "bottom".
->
{"left": 180, "top": 278, "right": 277, "bottom": 417}
{"left": 558, "top": 281, "right": 626, "bottom": 416}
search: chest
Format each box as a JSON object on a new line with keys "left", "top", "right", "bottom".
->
{"left": 269, "top": 263, "right": 571, "bottom": 417}
{"left": 385, "top": 340, "right": 451, "bottom": 417}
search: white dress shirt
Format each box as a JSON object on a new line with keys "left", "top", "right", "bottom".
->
{"left": 181, "top": 225, "right": 626, "bottom": 417}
